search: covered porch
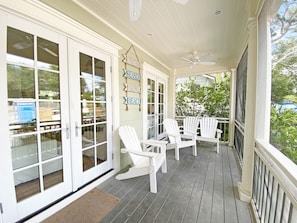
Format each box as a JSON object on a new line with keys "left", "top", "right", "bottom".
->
{"left": 0, "top": 0, "right": 296, "bottom": 222}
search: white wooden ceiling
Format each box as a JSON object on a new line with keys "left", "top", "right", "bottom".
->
{"left": 43, "top": 0, "right": 249, "bottom": 73}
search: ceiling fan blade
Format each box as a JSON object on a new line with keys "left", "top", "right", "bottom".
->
{"left": 198, "top": 53, "right": 211, "bottom": 60}
{"left": 199, "top": 61, "right": 216, "bottom": 65}
{"left": 181, "top": 57, "right": 193, "bottom": 63}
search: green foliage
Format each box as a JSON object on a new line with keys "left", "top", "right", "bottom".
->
{"left": 271, "top": 70, "right": 296, "bottom": 103}
{"left": 270, "top": 107, "right": 297, "bottom": 164}
{"left": 270, "top": 0, "right": 297, "bottom": 164}
{"left": 175, "top": 73, "right": 230, "bottom": 118}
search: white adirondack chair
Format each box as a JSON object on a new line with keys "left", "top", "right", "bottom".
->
{"left": 116, "top": 125, "right": 168, "bottom": 193}
{"left": 163, "top": 118, "right": 197, "bottom": 161}
{"left": 197, "top": 117, "right": 222, "bottom": 153}
{"left": 182, "top": 116, "right": 200, "bottom": 138}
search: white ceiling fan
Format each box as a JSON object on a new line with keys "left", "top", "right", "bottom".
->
{"left": 181, "top": 51, "right": 216, "bottom": 67}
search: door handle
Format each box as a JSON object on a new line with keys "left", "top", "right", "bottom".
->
{"left": 64, "top": 123, "right": 70, "bottom": 139}
{"left": 75, "top": 121, "right": 82, "bottom": 137}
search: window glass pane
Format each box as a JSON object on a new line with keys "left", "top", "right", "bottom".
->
{"left": 159, "top": 94, "right": 164, "bottom": 103}
{"left": 148, "top": 104, "right": 155, "bottom": 114}
{"left": 11, "top": 135, "right": 38, "bottom": 170}
{"left": 83, "top": 149, "right": 95, "bottom": 171}
{"left": 82, "top": 125, "right": 94, "bottom": 148}
{"left": 43, "top": 158, "right": 63, "bottom": 190}
{"left": 151, "top": 93, "right": 155, "bottom": 103}
{"left": 96, "top": 144, "right": 107, "bottom": 164}
{"left": 159, "top": 104, "right": 164, "bottom": 113}
{"left": 38, "top": 70, "right": 60, "bottom": 99}
{"left": 95, "top": 58, "right": 105, "bottom": 81}
{"left": 14, "top": 166, "right": 40, "bottom": 202}
{"left": 7, "top": 27, "right": 34, "bottom": 65}
{"left": 159, "top": 83, "right": 164, "bottom": 93}
{"left": 37, "top": 37, "right": 59, "bottom": 70}
{"left": 151, "top": 80, "right": 155, "bottom": 91}
{"left": 39, "top": 101, "right": 61, "bottom": 127}
{"left": 82, "top": 101, "right": 94, "bottom": 124}
{"left": 147, "top": 92, "right": 152, "bottom": 103}
{"left": 81, "top": 78, "right": 93, "bottom": 100}
{"left": 95, "top": 81, "right": 106, "bottom": 101}
{"left": 41, "top": 131, "right": 62, "bottom": 161}
{"left": 148, "top": 127, "right": 155, "bottom": 139}
{"left": 96, "top": 124, "right": 106, "bottom": 144}
{"left": 7, "top": 64, "right": 35, "bottom": 98}
{"left": 80, "top": 53, "right": 92, "bottom": 75}
{"left": 8, "top": 101, "right": 37, "bottom": 134}
{"left": 96, "top": 103, "right": 106, "bottom": 122}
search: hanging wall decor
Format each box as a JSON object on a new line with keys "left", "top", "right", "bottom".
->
{"left": 122, "top": 44, "right": 141, "bottom": 111}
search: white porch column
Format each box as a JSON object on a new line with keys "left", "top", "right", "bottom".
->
{"left": 228, "top": 68, "right": 236, "bottom": 146}
{"left": 255, "top": 3, "right": 273, "bottom": 140}
{"left": 238, "top": 18, "right": 258, "bottom": 202}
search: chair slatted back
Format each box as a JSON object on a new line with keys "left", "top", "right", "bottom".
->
{"left": 119, "top": 126, "right": 146, "bottom": 166}
{"left": 183, "top": 116, "right": 199, "bottom": 135}
{"left": 163, "top": 119, "right": 181, "bottom": 143}
{"left": 199, "top": 117, "right": 218, "bottom": 138}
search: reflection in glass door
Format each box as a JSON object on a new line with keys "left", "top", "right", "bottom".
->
{"left": 6, "top": 26, "right": 71, "bottom": 205}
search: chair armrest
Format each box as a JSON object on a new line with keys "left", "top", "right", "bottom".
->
{"left": 180, "top": 133, "right": 196, "bottom": 140}
{"left": 216, "top": 129, "right": 223, "bottom": 133}
{"left": 216, "top": 129, "right": 223, "bottom": 138}
{"left": 142, "top": 140, "right": 168, "bottom": 153}
{"left": 142, "top": 140, "right": 168, "bottom": 146}
{"left": 121, "top": 148, "right": 157, "bottom": 158}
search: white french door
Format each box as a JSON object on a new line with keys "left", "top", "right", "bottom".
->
{"left": 0, "top": 14, "right": 112, "bottom": 222}
{"left": 68, "top": 40, "right": 113, "bottom": 190}
{"left": 145, "top": 72, "right": 167, "bottom": 140}
{"left": 3, "top": 18, "right": 72, "bottom": 221}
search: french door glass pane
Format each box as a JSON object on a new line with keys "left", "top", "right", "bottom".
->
{"left": 8, "top": 101, "right": 37, "bottom": 134}
{"left": 41, "top": 131, "right": 62, "bottom": 161}
{"left": 96, "top": 103, "right": 106, "bottom": 122}
{"left": 7, "top": 27, "right": 34, "bottom": 63}
{"left": 38, "top": 70, "right": 60, "bottom": 99}
{"left": 82, "top": 125, "right": 95, "bottom": 148}
{"left": 96, "top": 144, "right": 107, "bottom": 163}
{"left": 96, "top": 124, "right": 107, "bottom": 144}
{"left": 95, "top": 58, "right": 105, "bottom": 80}
{"left": 7, "top": 27, "right": 63, "bottom": 202}
{"left": 83, "top": 149, "right": 95, "bottom": 171}
{"left": 43, "top": 158, "right": 63, "bottom": 190}
{"left": 7, "top": 65, "right": 35, "bottom": 99}
{"left": 37, "top": 37, "right": 59, "bottom": 70}
{"left": 80, "top": 53, "right": 107, "bottom": 172}
{"left": 11, "top": 135, "right": 38, "bottom": 170}
{"left": 14, "top": 166, "right": 40, "bottom": 202}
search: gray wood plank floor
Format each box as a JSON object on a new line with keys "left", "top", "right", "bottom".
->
{"left": 98, "top": 143, "right": 254, "bottom": 223}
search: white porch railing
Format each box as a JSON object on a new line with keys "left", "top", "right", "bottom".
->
{"left": 252, "top": 140, "right": 297, "bottom": 223}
